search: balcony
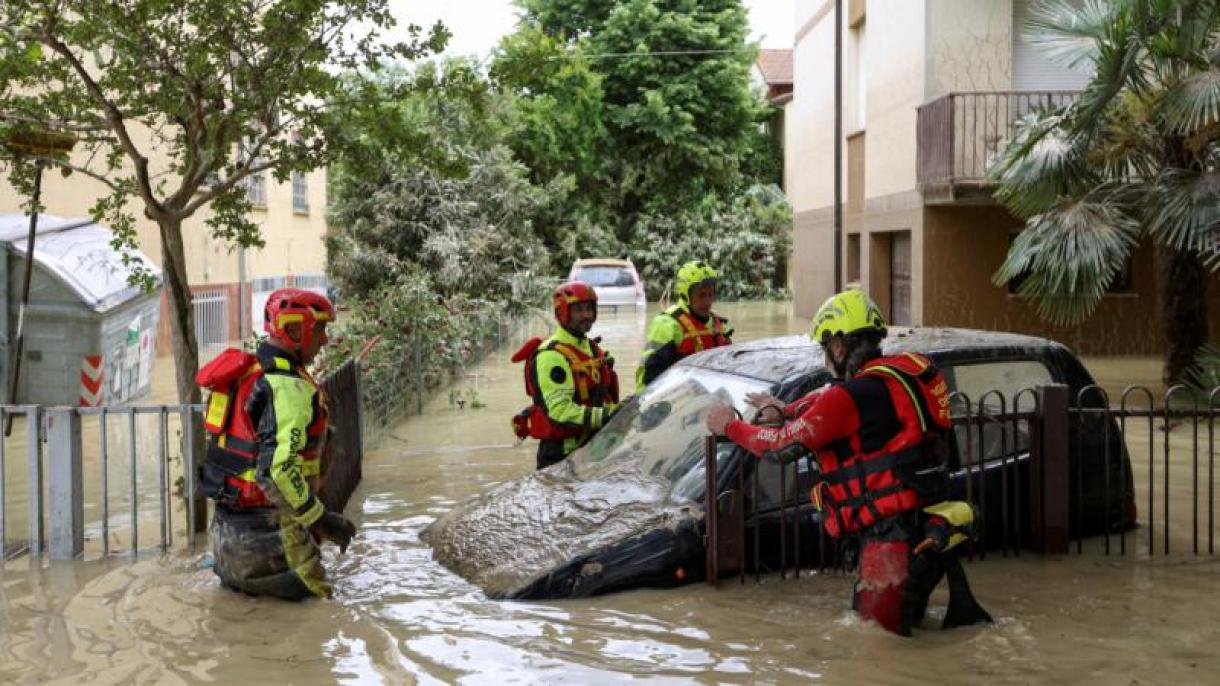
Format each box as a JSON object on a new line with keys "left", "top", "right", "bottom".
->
{"left": 916, "top": 91, "right": 1079, "bottom": 205}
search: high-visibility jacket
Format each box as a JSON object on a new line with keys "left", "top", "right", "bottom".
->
{"left": 726, "top": 353, "right": 952, "bottom": 537}
{"left": 197, "top": 342, "right": 328, "bottom": 526}
{"left": 636, "top": 304, "right": 732, "bottom": 391}
{"left": 511, "top": 326, "right": 619, "bottom": 457}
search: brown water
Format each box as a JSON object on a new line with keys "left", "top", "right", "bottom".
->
{"left": 2, "top": 302, "right": 1219, "bottom": 684}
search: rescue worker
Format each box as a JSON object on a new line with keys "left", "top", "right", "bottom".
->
{"left": 511, "top": 281, "right": 620, "bottom": 469}
{"left": 196, "top": 288, "right": 356, "bottom": 600}
{"left": 636, "top": 260, "right": 733, "bottom": 392}
{"left": 706, "top": 288, "right": 992, "bottom": 636}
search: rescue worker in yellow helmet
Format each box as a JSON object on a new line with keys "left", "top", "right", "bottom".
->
{"left": 196, "top": 288, "right": 356, "bottom": 600}
{"left": 707, "top": 289, "right": 991, "bottom": 636}
{"left": 636, "top": 261, "right": 733, "bottom": 392}
{"left": 511, "top": 281, "right": 620, "bottom": 470}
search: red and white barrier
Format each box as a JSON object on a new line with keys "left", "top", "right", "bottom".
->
{"left": 80, "top": 354, "right": 104, "bottom": 407}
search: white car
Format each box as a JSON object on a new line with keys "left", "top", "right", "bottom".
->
{"left": 567, "top": 258, "right": 645, "bottom": 309}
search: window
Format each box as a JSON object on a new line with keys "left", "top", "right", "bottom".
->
{"left": 946, "top": 359, "right": 1054, "bottom": 466}
{"left": 890, "top": 231, "right": 911, "bottom": 325}
{"left": 292, "top": 171, "right": 309, "bottom": 214}
{"left": 575, "top": 265, "right": 635, "bottom": 288}
{"left": 247, "top": 172, "right": 266, "bottom": 208}
{"left": 847, "top": 234, "right": 861, "bottom": 283}
{"left": 852, "top": 21, "right": 866, "bottom": 130}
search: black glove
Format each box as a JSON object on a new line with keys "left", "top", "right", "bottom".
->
{"left": 310, "top": 511, "right": 356, "bottom": 553}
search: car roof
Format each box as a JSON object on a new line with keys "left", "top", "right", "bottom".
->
{"left": 684, "top": 327, "right": 1070, "bottom": 385}
{"left": 573, "top": 258, "right": 634, "bottom": 268}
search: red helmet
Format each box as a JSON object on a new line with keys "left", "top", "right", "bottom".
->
{"left": 552, "top": 281, "right": 597, "bottom": 328}
{"left": 263, "top": 288, "right": 336, "bottom": 353}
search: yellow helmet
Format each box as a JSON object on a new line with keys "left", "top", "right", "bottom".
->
{"left": 810, "top": 289, "right": 887, "bottom": 345}
{"left": 675, "top": 260, "right": 717, "bottom": 302}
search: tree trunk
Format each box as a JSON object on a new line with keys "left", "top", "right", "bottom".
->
{"left": 158, "top": 216, "right": 208, "bottom": 533}
{"left": 1158, "top": 245, "right": 1210, "bottom": 385}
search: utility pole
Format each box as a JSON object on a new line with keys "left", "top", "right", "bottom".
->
{"left": 834, "top": 0, "right": 843, "bottom": 292}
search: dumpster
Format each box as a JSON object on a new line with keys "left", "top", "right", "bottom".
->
{"left": 0, "top": 213, "right": 162, "bottom": 405}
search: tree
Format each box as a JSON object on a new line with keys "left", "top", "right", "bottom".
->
{"left": 991, "top": 0, "right": 1220, "bottom": 384}
{"left": 0, "top": 1, "right": 446, "bottom": 403}
{"left": 500, "top": 0, "right": 774, "bottom": 245}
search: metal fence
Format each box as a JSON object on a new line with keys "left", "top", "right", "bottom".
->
{"left": 0, "top": 359, "right": 363, "bottom": 562}
{"left": 192, "top": 286, "right": 230, "bottom": 363}
{"left": 358, "top": 312, "right": 547, "bottom": 448}
{"left": 704, "top": 383, "right": 1220, "bottom": 586}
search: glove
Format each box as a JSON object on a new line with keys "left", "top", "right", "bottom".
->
{"left": 310, "top": 511, "right": 356, "bottom": 553}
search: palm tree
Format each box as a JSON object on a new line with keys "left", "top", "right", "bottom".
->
{"left": 990, "top": 0, "right": 1220, "bottom": 384}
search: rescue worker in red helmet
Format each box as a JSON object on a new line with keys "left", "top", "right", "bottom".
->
{"left": 511, "top": 281, "right": 620, "bottom": 470}
{"left": 196, "top": 287, "right": 356, "bottom": 600}
{"left": 636, "top": 260, "right": 733, "bottom": 393}
{"left": 706, "top": 289, "right": 992, "bottom": 636}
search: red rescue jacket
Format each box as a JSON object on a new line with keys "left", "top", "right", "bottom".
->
{"left": 196, "top": 347, "right": 328, "bottom": 508}
{"left": 510, "top": 335, "right": 619, "bottom": 441}
{"left": 812, "top": 353, "right": 952, "bottom": 537}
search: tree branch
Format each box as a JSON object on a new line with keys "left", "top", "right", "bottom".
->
{"left": 36, "top": 21, "right": 167, "bottom": 220}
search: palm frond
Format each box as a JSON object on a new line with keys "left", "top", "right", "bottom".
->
{"left": 1024, "top": 0, "right": 1114, "bottom": 70}
{"left": 1185, "top": 342, "right": 1220, "bottom": 395}
{"left": 1143, "top": 168, "right": 1220, "bottom": 256}
{"left": 990, "top": 111, "right": 1095, "bottom": 218}
{"left": 992, "top": 194, "right": 1139, "bottom": 324}
{"left": 1160, "top": 66, "right": 1220, "bottom": 134}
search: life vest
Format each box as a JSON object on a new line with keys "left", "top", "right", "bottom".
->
{"left": 669, "top": 307, "right": 731, "bottom": 356}
{"left": 196, "top": 347, "right": 328, "bottom": 508}
{"left": 809, "top": 353, "right": 952, "bottom": 538}
{"left": 510, "top": 335, "right": 619, "bottom": 441}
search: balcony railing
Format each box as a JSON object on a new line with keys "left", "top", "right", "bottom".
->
{"left": 917, "top": 91, "right": 1080, "bottom": 204}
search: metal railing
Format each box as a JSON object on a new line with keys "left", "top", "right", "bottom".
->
{"left": 0, "top": 358, "right": 364, "bottom": 562}
{"left": 358, "top": 312, "right": 546, "bottom": 448}
{"left": 916, "top": 91, "right": 1080, "bottom": 201}
{"left": 192, "top": 286, "right": 230, "bottom": 362}
{"left": 704, "top": 383, "right": 1220, "bottom": 586}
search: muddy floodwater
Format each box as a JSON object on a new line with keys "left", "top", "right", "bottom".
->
{"left": 2, "top": 301, "right": 1219, "bottom": 684}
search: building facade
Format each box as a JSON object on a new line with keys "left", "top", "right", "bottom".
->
{"left": 789, "top": 0, "right": 1219, "bottom": 354}
{"left": 0, "top": 129, "right": 329, "bottom": 354}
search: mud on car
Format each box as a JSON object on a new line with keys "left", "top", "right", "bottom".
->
{"left": 425, "top": 329, "right": 1136, "bottom": 599}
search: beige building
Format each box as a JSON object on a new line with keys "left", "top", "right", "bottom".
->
{"left": 789, "top": 0, "right": 1219, "bottom": 354}
{"left": 0, "top": 134, "right": 329, "bottom": 351}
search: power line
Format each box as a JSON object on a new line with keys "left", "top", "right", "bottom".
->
{"left": 547, "top": 48, "right": 747, "bottom": 60}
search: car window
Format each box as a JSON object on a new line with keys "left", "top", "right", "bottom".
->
{"left": 569, "top": 366, "right": 770, "bottom": 503}
{"left": 945, "top": 359, "right": 1052, "bottom": 465}
{"left": 576, "top": 265, "right": 635, "bottom": 288}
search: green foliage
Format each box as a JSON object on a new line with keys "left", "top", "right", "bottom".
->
{"left": 327, "top": 59, "right": 553, "bottom": 307}
{"left": 990, "top": 0, "right": 1220, "bottom": 381}
{"left": 630, "top": 186, "right": 791, "bottom": 300}
{"left": 1186, "top": 343, "right": 1220, "bottom": 396}
{"left": 493, "top": 0, "right": 788, "bottom": 291}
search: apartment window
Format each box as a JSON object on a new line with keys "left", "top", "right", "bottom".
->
{"left": 891, "top": 231, "right": 912, "bottom": 326}
{"left": 247, "top": 172, "right": 266, "bottom": 208}
{"left": 849, "top": 19, "right": 866, "bottom": 130}
{"left": 292, "top": 171, "right": 309, "bottom": 214}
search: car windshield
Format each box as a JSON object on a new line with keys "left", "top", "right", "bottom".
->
{"left": 567, "top": 366, "right": 771, "bottom": 503}
{"left": 576, "top": 265, "right": 635, "bottom": 287}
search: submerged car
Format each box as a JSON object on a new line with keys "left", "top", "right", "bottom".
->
{"left": 568, "top": 258, "right": 645, "bottom": 309}
{"left": 426, "top": 328, "right": 1135, "bottom": 599}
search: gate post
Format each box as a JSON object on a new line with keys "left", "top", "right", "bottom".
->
{"left": 47, "top": 408, "right": 83, "bottom": 560}
{"left": 1033, "top": 384, "right": 1070, "bottom": 554}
